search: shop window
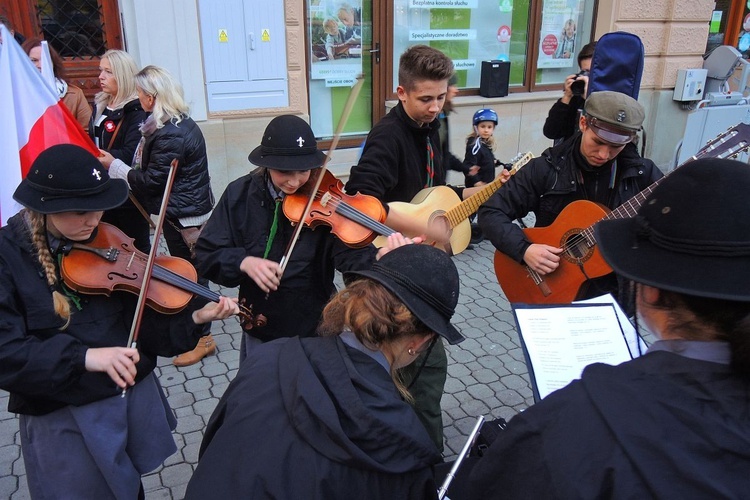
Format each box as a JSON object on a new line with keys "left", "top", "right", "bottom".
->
{"left": 391, "top": 0, "right": 595, "bottom": 93}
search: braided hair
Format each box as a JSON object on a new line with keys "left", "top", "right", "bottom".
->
{"left": 26, "top": 210, "right": 72, "bottom": 328}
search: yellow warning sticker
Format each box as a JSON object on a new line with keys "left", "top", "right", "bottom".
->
{"left": 261, "top": 29, "right": 270, "bottom": 42}
{"left": 219, "top": 29, "right": 228, "bottom": 43}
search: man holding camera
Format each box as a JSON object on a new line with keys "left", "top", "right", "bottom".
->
{"left": 543, "top": 42, "right": 596, "bottom": 144}
{"left": 479, "top": 91, "right": 663, "bottom": 302}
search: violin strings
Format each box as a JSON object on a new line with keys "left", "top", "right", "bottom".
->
{"left": 321, "top": 192, "right": 394, "bottom": 236}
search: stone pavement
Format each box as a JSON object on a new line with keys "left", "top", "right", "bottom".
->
{"left": 0, "top": 237, "right": 536, "bottom": 499}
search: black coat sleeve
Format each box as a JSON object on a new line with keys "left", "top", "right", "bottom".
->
{"left": 478, "top": 157, "right": 549, "bottom": 263}
{"left": 542, "top": 97, "right": 583, "bottom": 141}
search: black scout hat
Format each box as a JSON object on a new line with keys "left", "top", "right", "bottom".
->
{"left": 248, "top": 115, "right": 327, "bottom": 171}
{"left": 584, "top": 91, "right": 645, "bottom": 146}
{"left": 13, "top": 144, "right": 128, "bottom": 214}
{"left": 346, "top": 244, "right": 465, "bottom": 344}
{"left": 595, "top": 158, "right": 750, "bottom": 301}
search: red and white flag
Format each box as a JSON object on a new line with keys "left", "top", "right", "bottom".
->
{"left": 0, "top": 25, "right": 99, "bottom": 226}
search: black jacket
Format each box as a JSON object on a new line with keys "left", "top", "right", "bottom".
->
{"left": 462, "top": 138, "right": 496, "bottom": 187}
{"left": 194, "top": 169, "right": 377, "bottom": 342}
{"left": 542, "top": 96, "right": 585, "bottom": 142}
{"left": 186, "top": 336, "right": 441, "bottom": 499}
{"left": 479, "top": 136, "right": 663, "bottom": 263}
{"left": 346, "top": 102, "right": 461, "bottom": 203}
{"left": 469, "top": 350, "right": 750, "bottom": 499}
{"left": 0, "top": 213, "right": 206, "bottom": 416}
{"left": 90, "top": 98, "right": 148, "bottom": 162}
{"left": 127, "top": 116, "right": 214, "bottom": 218}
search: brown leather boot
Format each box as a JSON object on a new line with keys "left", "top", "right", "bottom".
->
{"left": 173, "top": 334, "right": 216, "bottom": 367}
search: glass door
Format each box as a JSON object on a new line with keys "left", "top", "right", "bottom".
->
{"left": 306, "top": 0, "right": 377, "bottom": 142}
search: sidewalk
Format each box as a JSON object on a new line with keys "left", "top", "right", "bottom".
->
{"left": 0, "top": 237, "right": 535, "bottom": 499}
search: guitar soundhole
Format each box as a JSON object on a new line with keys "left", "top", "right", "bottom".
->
{"left": 561, "top": 229, "right": 591, "bottom": 264}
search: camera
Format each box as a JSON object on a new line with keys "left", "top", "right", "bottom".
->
{"left": 570, "top": 70, "right": 589, "bottom": 97}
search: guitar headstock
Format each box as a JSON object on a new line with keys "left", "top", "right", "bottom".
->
{"left": 507, "top": 152, "right": 533, "bottom": 174}
{"left": 692, "top": 122, "right": 750, "bottom": 162}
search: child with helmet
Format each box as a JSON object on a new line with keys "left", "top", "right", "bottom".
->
{"left": 463, "top": 108, "right": 501, "bottom": 188}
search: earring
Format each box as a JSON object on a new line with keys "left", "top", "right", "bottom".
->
{"left": 408, "top": 348, "right": 415, "bottom": 356}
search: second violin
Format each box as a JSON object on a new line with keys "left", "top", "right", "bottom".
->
{"left": 282, "top": 169, "right": 394, "bottom": 248}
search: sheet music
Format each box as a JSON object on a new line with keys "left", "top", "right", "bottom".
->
{"left": 574, "top": 293, "right": 648, "bottom": 358}
{"left": 513, "top": 302, "right": 633, "bottom": 401}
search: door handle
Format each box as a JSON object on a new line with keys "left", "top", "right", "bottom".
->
{"left": 248, "top": 32, "right": 255, "bottom": 50}
{"left": 370, "top": 42, "right": 380, "bottom": 64}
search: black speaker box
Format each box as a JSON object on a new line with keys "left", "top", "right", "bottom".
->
{"left": 479, "top": 60, "right": 510, "bottom": 98}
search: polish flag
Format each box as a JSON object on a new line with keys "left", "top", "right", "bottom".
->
{"left": 0, "top": 25, "right": 99, "bottom": 226}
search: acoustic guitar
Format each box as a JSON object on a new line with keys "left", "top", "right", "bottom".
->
{"left": 494, "top": 122, "right": 750, "bottom": 304}
{"left": 373, "top": 152, "right": 533, "bottom": 255}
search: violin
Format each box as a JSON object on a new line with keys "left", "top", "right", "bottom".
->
{"left": 59, "top": 223, "right": 265, "bottom": 329}
{"left": 282, "top": 169, "right": 395, "bottom": 248}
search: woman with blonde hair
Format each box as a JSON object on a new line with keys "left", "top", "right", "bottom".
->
{"left": 100, "top": 64, "right": 215, "bottom": 367}
{"left": 91, "top": 49, "right": 151, "bottom": 253}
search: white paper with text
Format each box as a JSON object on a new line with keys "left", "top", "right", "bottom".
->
{"left": 514, "top": 304, "right": 633, "bottom": 400}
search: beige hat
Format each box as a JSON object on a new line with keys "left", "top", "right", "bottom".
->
{"left": 583, "top": 91, "right": 645, "bottom": 145}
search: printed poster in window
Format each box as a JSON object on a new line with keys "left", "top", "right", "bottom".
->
{"left": 308, "top": 0, "right": 363, "bottom": 85}
{"left": 537, "top": 0, "right": 580, "bottom": 69}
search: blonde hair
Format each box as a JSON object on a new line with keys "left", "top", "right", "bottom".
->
{"left": 318, "top": 279, "right": 432, "bottom": 401}
{"left": 466, "top": 130, "right": 496, "bottom": 151}
{"left": 135, "top": 65, "right": 190, "bottom": 128}
{"left": 27, "top": 210, "right": 71, "bottom": 328}
{"left": 94, "top": 49, "right": 139, "bottom": 113}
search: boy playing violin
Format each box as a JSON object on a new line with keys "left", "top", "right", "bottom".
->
{"left": 0, "top": 144, "right": 238, "bottom": 499}
{"left": 194, "top": 115, "right": 378, "bottom": 361}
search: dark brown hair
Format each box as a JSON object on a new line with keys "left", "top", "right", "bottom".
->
{"left": 22, "top": 37, "right": 66, "bottom": 80}
{"left": 649, "top": 288, "right": 750, "bottom": 377}
{"left": 398, "top": 45, "right": 454, "bottom": 91}
{"left": 577, "top": 41, "right": 596, "bottom": 67}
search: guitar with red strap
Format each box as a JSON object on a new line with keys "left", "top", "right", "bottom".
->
{"left": 493, "top": 122, "right": 750, "bottom": 304}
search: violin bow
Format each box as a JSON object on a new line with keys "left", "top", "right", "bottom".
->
{"left": 277, "top": 76, "right": 365, "bottom": 276}
{"left": 122, "top": 158, "right": 179, "bottom": 396}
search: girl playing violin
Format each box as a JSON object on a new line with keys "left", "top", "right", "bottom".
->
{"left": 0, "top": 144, "right": 238, "bottom": 499}
{"left": 195, "top": 115, "right": 378, "bottom": 361}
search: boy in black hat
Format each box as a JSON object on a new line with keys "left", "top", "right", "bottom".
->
{"left": 188, "top": 244, "right": 465, "bottom": 498}
{"left": 470, "top": 157, "right": 750, "bottom": 498}
{"left": 480, "top": 90, "right": 663, "bottom": 302}
{"left": 0, "top": 144, "right": 238, "bottom": 499}
{"left": 194, "top": 115, "right": 378, "bottom": 361}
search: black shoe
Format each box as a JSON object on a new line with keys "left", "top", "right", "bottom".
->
{"left": 470, "top": 224, "right": 484, "bottom": 244}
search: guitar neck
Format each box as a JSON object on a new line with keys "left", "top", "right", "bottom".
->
{"left": 444, "top": 153, "right": 532, "bottom": 228}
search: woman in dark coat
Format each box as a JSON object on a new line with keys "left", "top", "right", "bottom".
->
{"left": 100, "top": 65, "right": 216, "bottom": 367}
{"left": 186, "top": 243, "right": 465, "bottom": 499}
{"left": 91, "top": 49, "right": 151, "bottom": 252}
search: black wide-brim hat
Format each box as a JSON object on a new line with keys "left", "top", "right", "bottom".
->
{"left": 345, "top": 244, "right": 465, "bottom": 344}
{"left": 248, "top": 115, "right": 327, "bottom": 171}
{"left": 13, "top": 144, "right": 128, "bottom": 214}
{"left": 595, "top": 157, "right": 750, "bottom": 301}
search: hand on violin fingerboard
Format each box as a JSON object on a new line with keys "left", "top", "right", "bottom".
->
{"left": 240, "top": 256, "right": 282, "bottom": 293}
{"left": 376, "top": 233, "right": 424, "bottom": 260}
{"left": 192, "top": 296, "right": 240, "bottom": 325}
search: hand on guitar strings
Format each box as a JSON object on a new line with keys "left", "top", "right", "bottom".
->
{"left": 523, "top": 243, "right": 563, "bottom": 275}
